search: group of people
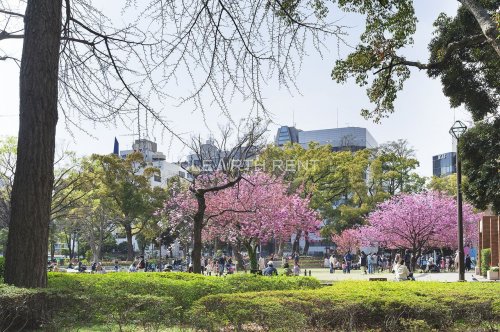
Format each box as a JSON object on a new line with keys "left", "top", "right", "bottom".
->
{"left": 421, "top": 252, "right": 474, "bottom": 273}
{"left": 358, "top": 251, "right": 388, "bottom": 274}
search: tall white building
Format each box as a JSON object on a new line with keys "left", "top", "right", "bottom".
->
{"left": 120, "top": 139, "right": 188, "bottom": 187}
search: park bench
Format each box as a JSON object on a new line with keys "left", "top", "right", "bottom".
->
{"left": 369, "top": 277, "right": 387, "bottom": 281}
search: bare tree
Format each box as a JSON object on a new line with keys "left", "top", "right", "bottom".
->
{"left": 0, "top": 0, "right": 341, "bottom": 287}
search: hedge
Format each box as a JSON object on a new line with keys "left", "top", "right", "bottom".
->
{"left": 190, "top": 281, "right": 500, "bottom": 331}
{"left": 0, "top": 284, "right": 48, "bottom": 331}
{"left": 2, "top": 274, "right": 499, "bottom": 331}
{"left": 1, "top": 272, "right": 320, "bottom": 330}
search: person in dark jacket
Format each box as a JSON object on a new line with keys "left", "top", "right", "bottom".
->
{"left": 263, "top": 262, "right": 278, "bottom": 276}
{"left": 360, "top": 251, "right": 368, "bottom": 274}
{"left": 465, "top": 254, "right": 472, "bottom": 272}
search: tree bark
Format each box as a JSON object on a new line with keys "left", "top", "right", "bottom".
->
{"left": 303, "top": 232, "right": 310, "bottom": 256}
{"left": 233, "top": 240, "right": 246, "bottom": 271}
{"left": 244, "top": 242, "right": 259, "bottom": 270}
{"left": 460, "top": 0, "right": 500, "bottom": 57}
{"left": 4, "top": 0, "right": 62, "bottom": 288}
{"left": 192, "top": 193, "right": 206, "bottom": 274}
{"left": 292, "top": 230, "right": 302, "bottom": 255}
{"left": 124, "top": 224, "right": 134, "bottom": 261}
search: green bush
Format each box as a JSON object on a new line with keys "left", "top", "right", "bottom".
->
{"left": 190, "top": 281, "right": 500, "bottom": 331}
{"left": 43, "top": 272, "right": 320, "bottom": 329}
{"left": 481, "top": 248, "right": 492, "bottom": 276}
{"left": 0, "top": 284, "right": 47, "bottom": 331}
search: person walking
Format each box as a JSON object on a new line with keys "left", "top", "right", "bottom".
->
{"left": 360, "top": 251, "right": 368, "bottom": 275}
{"left": 218, "top": 255, "right": 226, "bottom": 276}
{"left": 293, "top": 263, "right": 301, "bottom": 276}
{"left": 404, "top": 250, "right": 412, "bottom": 273}
{"left": 370, "top": 253, "right": 378, "bottom": 274}
{"left": 368, "top": 253, "right": 374, "bottom": 274}
{"left": 329, "top": 254, "right": 337, "bottom": 274}
{"left": 465, "top": 254, "right": 472, "bottom": 272}
{"left": 343, "top": 251, "right": 352, "bottom": 274}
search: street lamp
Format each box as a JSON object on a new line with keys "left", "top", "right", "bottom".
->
{"left": 449, "top": 120, "right": 467, "bottom": 281}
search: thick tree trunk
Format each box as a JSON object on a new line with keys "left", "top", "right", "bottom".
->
{"left": 124, "top": 224, "right": 134, "bottom": 261}
{"left": 192, "top": 193, "right": 206, "bottom": 274}
{"left": 245, "top": 242, "right": 259, "bottom": 270}
{"left": 50, "top": 242, "right": 55, "bottom": 260}
{"left": 292, "top": 230, "right": 302, "bottom": 255}
{"left": 4, "top": 0, "right": 62, "bottom": 288}
{"left": 460, "top": 0, "right": 500, "bottom": 57}
{"left": 233, "top": 241, "right": 246, "bottom": 271}
{"left": 303, "top": 232, "right": 310, "bottom": 255}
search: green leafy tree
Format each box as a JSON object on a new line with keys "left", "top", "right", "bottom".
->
{"left": 331, "top": 0, "right": 499, "bottom": 122}
{"left": 428, "top": 173, "right": 469, "bottom": 198}
{"left": 0, "top": 137, "right": 16, "bottom": 228}
{"left": 377, "top": 139, "right": 424, "bottom": 195}
{"left": 329, "top": 0, "right": 499, "bottom": 214}
{"left": 87, "top": 152, "right": 167, "bottom": 261}
{"left": 461, "top": 119, "right": 500, "bottom": 213}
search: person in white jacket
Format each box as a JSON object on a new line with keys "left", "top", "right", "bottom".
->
{"left": 394, "top": 259, "right": 415, "bottom": 281}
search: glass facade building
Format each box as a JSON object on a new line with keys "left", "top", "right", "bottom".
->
{"left": 432, "top": 152, "right": 456, "bottom": 177}
{"left": 275, "top": 126, "right": 301, "bottom": 146}
{"left": 275, "top": 126, "right": 378, "bottom": 151}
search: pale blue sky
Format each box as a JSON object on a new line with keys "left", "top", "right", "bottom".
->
{"left": 0, "top": 1, "right": 472, "bottom": 177}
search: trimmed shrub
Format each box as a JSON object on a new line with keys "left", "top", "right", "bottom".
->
{"left": 481, "top": 248, "right": 492, "bottom": 276}
{"left": 0, "top": 284, "right": 47, "bottom": 331}
{"left": 43, "top": 272, "right": 320, "bottom": 328}
{"left": 190, "top": 281, "right": 500, "bottom": 331}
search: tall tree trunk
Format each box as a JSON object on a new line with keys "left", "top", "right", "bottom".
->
{"left": 70, "top": 233, "right": 76, "bottom": 260}
{"left": 277, "top": 240, "right": 284, "bottom": 257}
{"left": 4, "top": 0, "right": 63, "bottom": 288}
{"left": 244, "top": 242, "right": 259, "bottom": 270}
{"left": 50, "top": 242, "right": 55, "bottom": 260}
{"left": 65, "top": 234, "right": 72, "bottom": 259}
{"left": 124, "top": 224, "right": 134, "bottom": 261}
{"left": 192, "top": 193, "right": 206, "bottom": 274}
{"left": 292, "top": 230, "right": 302, "bottom": 255}
{"left": 234, "top": 240, "right": 246, "bottom": 271}
{"left": 461, "top": 0, "right": 500, "bottom": 57}
{"left": 303, "top": 232, "right": 310, "bottom": 256}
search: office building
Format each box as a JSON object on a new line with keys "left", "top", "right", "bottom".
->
{"left": 120, "top": 138, "right": 188, "bottom": 187}
{"left": 432, "top": 152, "right": 456, "bottom": 177}
{"left": 275, "top": 126, "right": 378, "bottom": 151}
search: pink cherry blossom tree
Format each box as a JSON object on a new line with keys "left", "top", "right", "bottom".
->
{"left": 360, "top": 191, "right": 479, "bottom": 269}
{"left": 162, "top": 171, "right": 321, "bottom": 271}
{"left": 205, "top": 172, "right": 321, "bottom": 270}
{"left": 331, "top": 228, "right": 362, "bottom": 254}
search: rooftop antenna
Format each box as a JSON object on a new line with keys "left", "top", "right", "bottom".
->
{"left": 292, "top": 109, "right": 296, "bottom": 127}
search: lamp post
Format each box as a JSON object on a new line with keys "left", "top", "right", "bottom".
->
{"left": 449, "top": 120, "right": 467, "bottom": 281}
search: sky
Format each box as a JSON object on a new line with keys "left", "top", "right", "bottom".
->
{"left": 0, "top": 1, "right": 473, "bottom": 177}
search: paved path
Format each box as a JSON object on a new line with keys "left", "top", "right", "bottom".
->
{"left": 304, "top": 268, "right": 495, "bottom": 282}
